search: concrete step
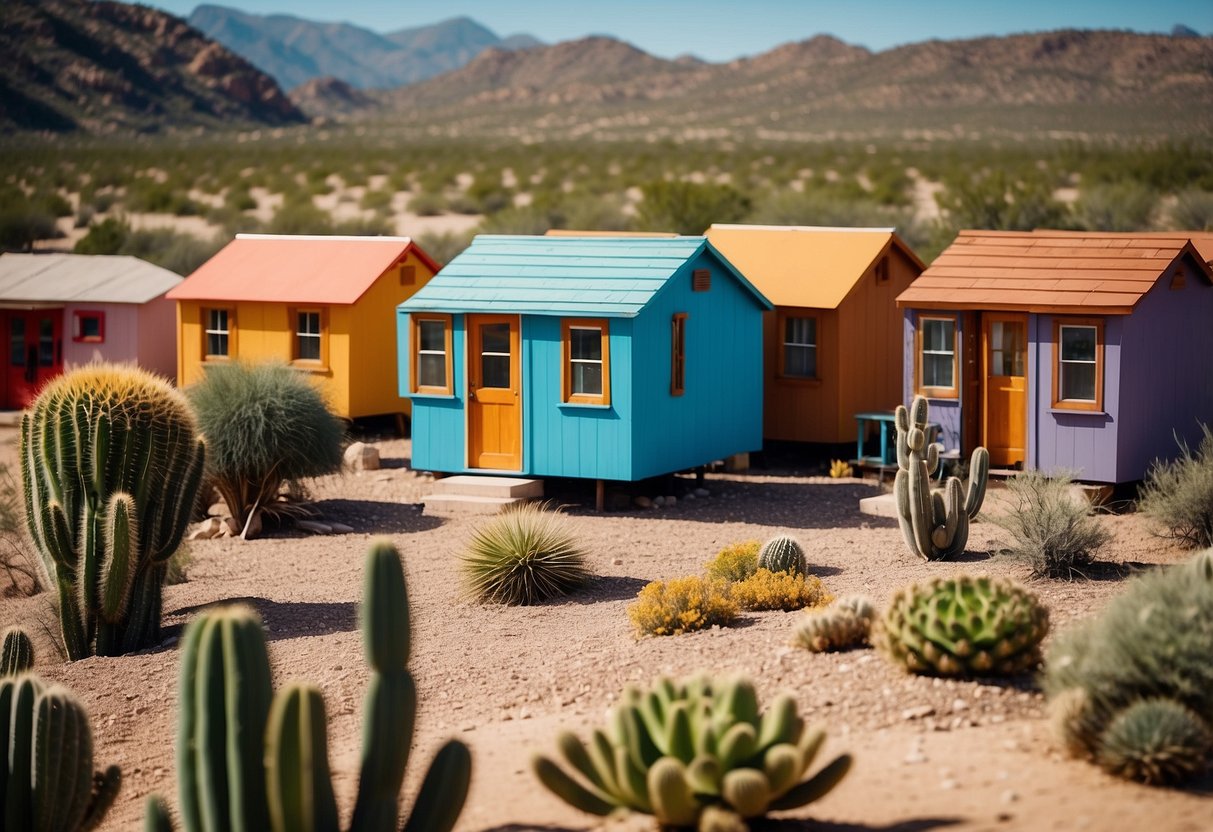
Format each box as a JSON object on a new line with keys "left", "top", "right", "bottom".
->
{"left": 859, "top": 492, "right": 899, "bottom": 519}
{"left": 431, "top": 475, "right": 544, "bottom": 499}
{"left": 422, "top": 494, "right": 527, "bottom": 516}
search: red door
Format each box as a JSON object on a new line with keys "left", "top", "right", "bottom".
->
{"left": 3, "top": 310, "right": 63, "bottom": 410}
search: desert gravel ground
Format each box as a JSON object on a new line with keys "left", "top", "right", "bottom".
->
{"left": 1, "top": 429, "right": 1210, "bottom": 832}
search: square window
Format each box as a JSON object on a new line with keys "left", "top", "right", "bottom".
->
{"left": 73, "top": 311, "right": 105, "bottom": 343}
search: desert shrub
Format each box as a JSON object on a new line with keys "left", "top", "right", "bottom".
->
{"left": 267, "top": 197, "right": 333, "bottom": 234}
{"left": 935, "top": 169, "right": 1066, "bottom": 231}
{"left": 628, "top": 576, "right": 738, "bottom": 637}
{"left": 460, "top": 501, "right": 590, "bottom": 605}
{"left": 636, "top": 180, "right": 750, "bottom": 234}
{"left": 73, "top": 205, "right": 95, "bottom": 228}
{"left": 360, "top": 187, "right": 393, "bottom": 212}
{"left": 165, "top": 545, "right": 192, "bottom": 586}
{"left": 477, "top": 204, "right": 552, "bottom": 234}
{"left": 1044, "top": 553, "right": 1213, "bottom": 784}
{"left": 729, "top": 569, "right": 832, "bottom": 612}
{"left": 74, "top": 216, "right": 130, "bottom": 254}
{"left": 416, "top": 230, "right": 473, "bottom": 266}
{"left": 187, "top": 361, "right": 345, "bottom": 532}
{"left": 407, "top": 191, "right": 447, "bottom": 216}
{"left": 1070, "top": 182, "right": 1157, "bottom": 231}
{"left": 989, "top": 470, "right": 1112, "bottom": 579}
{"left": 0, "top": 463, "right": 40, "bottom": 596}
{"left": 704, "top": 540, "right": 759, "bottom": 583}
{"left": 117, "top": 227, "right": 223, "bottom": 275}
{"left": 1138, "top": 424, "right": 1213, "bottom": 548}
{"left": 748, "top": 189, "right": 909, "bottom": 228}
{"left": 0, "top": 208, "right": 58, "bottom": 251}
{"left": 1169, "top": 189, "right": 1213, "bottom": 231}
{"left": 793, "top": 595, "right": 877, "bottom": 652}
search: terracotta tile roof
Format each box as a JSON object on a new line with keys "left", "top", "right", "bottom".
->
{"left": 897, "top": 230, "right": 1213, "bottom": 314}
{"left": 705, "top": 224, "right": 924, "bottom": 309}
{"left": 167, "top": 234, "right": 438, "bottom": 305}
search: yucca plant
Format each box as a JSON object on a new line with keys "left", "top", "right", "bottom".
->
{"left": 187, "top": 361, "right": 344, "bottom": 534}
{"left": 461, "top": 501, "right": 591, "bottom": 605}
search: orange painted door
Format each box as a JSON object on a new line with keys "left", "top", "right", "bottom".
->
{"left": 982, "top": 313, "right": 1027, "bottom": 467}
{"left": 467, "top": 315, "right": 521, "bottom": 470}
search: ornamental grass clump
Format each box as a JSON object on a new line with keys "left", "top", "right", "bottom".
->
{"left": 704, "top": 541, "right": 759, "bottom": 584}
{"left": 628, "top": 576, "right": 738, "bottom": 637}
{"left": 187, "top": 361, "right": 344, "bottom": 533}
{"left": 1043, "top": 550, "right": 1213, "bottom": 785}
{"left": 461, "top": 501, "right": 590, "bottom": 605}
{"left": 1138, "top": 424, "right": 1213, "bottom": 549}
{"left": 989, "top": 469, "right": 1112, "bottom": 579}
{"left": 729, "top": 569, "right": 832, "bottom": 613}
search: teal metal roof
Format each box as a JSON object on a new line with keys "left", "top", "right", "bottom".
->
{"left": 399, "top": 235, "right": 771, "bottom": 318}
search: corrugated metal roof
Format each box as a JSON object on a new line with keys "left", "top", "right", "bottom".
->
{"left": 400, "top": 235, "right": 771, "bottom": 317}
{"left": 0, "top": 253, "right": 181, "bottom": 304}
{"left": 166, "top": 234, "right": 439, "bottom": 305}
{"left": 705, "top": 224, "right": 924, "bottom": 309}
{"left": 897, "top": 230, "right": 1213, "bottom": 314}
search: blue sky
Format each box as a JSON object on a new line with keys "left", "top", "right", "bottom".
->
{"left": 153, "top": 1, "right": 1212, "bottom": 60}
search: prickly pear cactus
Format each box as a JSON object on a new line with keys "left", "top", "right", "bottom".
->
{"left": 794, "top": 595, "right": 876, "bottom": 653}
{"left": 0, "top": 673, "right": 122, "bottom": 831}
{"left": 1, "top": 625, "right": 34, "bottom": 675}
{"left": 876, "top": 575, "right": 1048, "bottom": 677}
{"left": 757, "top": 535, "right": 807, "bottom": 576}
{"left": 21, "top": 364, "right": 206, "bottom": 659}
{"left": 533, "top": 674, "right": 852, "bottom": 828}
{"left": 893, "top": 395, "right": 989, "bottom": 561}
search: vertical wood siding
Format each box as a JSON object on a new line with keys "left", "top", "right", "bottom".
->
{"left": 404, "top": 312, "right": 467, "bottom": 473}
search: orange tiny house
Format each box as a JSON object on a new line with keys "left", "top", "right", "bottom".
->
{"left": 705, "top": 224, "right": 925, "bottom": 444}
{"left": 167, "top": 234, "right": 439, "bottom": 420}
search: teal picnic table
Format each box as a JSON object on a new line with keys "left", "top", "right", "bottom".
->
{"left": 855, "top": 410, "right": 941, "bottom": 467}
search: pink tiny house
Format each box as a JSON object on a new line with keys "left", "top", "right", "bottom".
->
{"left": 0, "top": 253, "right": 181, "bottom": 409}
{"left": 896, "top": 231, "right": 1213, "bottom": 484}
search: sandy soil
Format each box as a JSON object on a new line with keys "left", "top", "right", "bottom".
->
{"left": 1, "top": 429, "right": 1210, "bottom": 832}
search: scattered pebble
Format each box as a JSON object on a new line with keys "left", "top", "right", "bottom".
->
{"left": 902, "top": 705, "right": 935, "bottom": 721}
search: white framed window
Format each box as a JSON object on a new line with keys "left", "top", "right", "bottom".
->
{"left": 918, "top": 315, "right": 958, "bottom": 396}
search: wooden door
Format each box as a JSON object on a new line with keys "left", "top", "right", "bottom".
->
{"left": 5, "top": 310, "right": 63, "bottom": 410}
{"left": 467, "top": 314, "right": 521, "bottom": 470}
{"left": 982, "top": 313, "right": 1027, "bottom": 467}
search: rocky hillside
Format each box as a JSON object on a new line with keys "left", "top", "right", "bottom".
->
{"left": 189, "top": 6, "right": 542, "bottom": 90}
{"left": 0, "top": 0, "right": 305, "bottom": 134}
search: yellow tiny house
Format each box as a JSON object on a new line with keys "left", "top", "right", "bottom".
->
{"left": 168, "top": 234, "right": 438, "bottom": 420}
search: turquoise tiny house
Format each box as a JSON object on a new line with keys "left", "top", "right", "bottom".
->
{"left": 397, "top": 235, "right": 772, "bottom": 480}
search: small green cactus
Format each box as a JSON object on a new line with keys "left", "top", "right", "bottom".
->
{"left": 533, "top": 674, "right": 851, "bottom": 829}
{"left": 21, "top": 364, "right": 206, "bottom": 660}
{"left": 1094, "top": 699, "right": 1212, "bottom": 785}
{"left": 757, "top": 535, "right": 807, "bottom": 576}
{"left": 1, "top": 625, "right": 34, "bottom": 675}
{"left": 893, "top": 395, "right": 989, "bottom": 561}
{"left": 793, "top": 595, "right": 876, "bottom": 653}
{"left": 0, "top": 673, "right": 122, "bottom": 831}
{"left": 876, "top": 575, "right": 1048, "bottom": 677}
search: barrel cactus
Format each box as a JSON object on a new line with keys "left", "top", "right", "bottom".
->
{"left": 163, "top": 540, "right": 471, "bottom": 832}
{"left": 0, "top": 673, "right": 121, "bottom": 831}
{"left": 1, "top": 626, "right": 34, "bottom": 675}
{"left": 794, "top": 595, "right": 876, "bottom": 653}
{"left": 757, "top": 535, "right": 807, "bottom": 576}
{"left": 876, "top": 575, "right": 1048, "bottom": 677}
{"left": 1044, "top": 553, "right": 1213, "bottom": 785}
{"left": 21, "top": 365, "right": 205, "bottom": 660}
{"left": 533, "top": 674, "right": 852, "bottom": 829}
{"left": 893, "top": 395, "right": 989, "bottom": 561}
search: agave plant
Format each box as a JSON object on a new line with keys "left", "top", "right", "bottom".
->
{"left": 461, "top": 501, "right": 590, "bottom": 604}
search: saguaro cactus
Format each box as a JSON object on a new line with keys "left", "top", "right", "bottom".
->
{"left": 0, "top": 673, "right": 122, "bottom": 831}
{"left": 166, "top": 540, "right": 471, "bottom": 832}
{"left": 893, "top": 395, "right": 989, "bottom": 561}
{"left": 21, "top": 365, "right": 205, "bottom": 659}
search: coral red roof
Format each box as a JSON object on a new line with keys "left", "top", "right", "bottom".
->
{"left": 897, "top": 230, "right": 1213, "bottom": 314}
{"left": 167, "top": 234, "right": 438, "bottom": 305}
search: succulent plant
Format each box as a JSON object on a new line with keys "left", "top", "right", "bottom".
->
{"left": 164, "top": 540, "right": 471, "bottom": 832}
{"left": 1044, "top": 553, "right": 1213, "bottom": 785}
{"left": 828, "top": 459, "right": 853, "bottom": 479}
{"left": 20, "top": 365, "right": 206, "bottom": 659}
{"left": 893, "top": 395, "right": 989, "bottom": 561}
{"left": 1, "top": 625, "right": 34, "bottom": 675}
{"left": 0, "top": 673, "right": 122, "bottom": 831}
{"left": 876, "top": 575, "right": 1048, "bottom": 677}
{"left": 757, "top": 535, "right": 807, "bottom": 576}
{"left": 533, "top": 674, "right": 852, "bottom": 829}
{"left": 794, "top": 595, "right": 876, "bottom": 653}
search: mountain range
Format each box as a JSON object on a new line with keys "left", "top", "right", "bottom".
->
{"left": 187, "top": 5, "right": 542, "bottom": 90}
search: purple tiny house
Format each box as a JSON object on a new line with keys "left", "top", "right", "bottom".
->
{"left": 896, "top": 230, "right": 1213, "bottom": 484}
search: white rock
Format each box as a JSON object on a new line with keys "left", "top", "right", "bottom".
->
{"left": 901, "top": 705, "right": 935, "bottom": 721}
{"left": 951, "top": 698, "right": 969, "bottom": 713}
{"left": 188, "top": 517, "right": 222, "bottom": 540}
{"left": 343, "top": 442, "right": 380, "bottom": 471}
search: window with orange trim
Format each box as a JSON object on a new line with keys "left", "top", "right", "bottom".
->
{"left": 561, "top": 318, "right": 610, "bottom": 405}
{"left": 916, "top": 314, "right": 958, "bottom": 398}
{"left": 1053, "top": 318, "right": 1104, "bottom": 411}
{"left": 671, "top": 313, "right": 687, "bottom": 396}
{"left": 411, "top": 314, "right": 453, "bottom": 395}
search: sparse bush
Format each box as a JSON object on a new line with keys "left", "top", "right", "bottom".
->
{"left": 794, "top": 595, "right": 876, "bottom": 652}
{"left": 0, "top": 463, "right": 40, "bottom": 597}
{"left": 460, "top": 502, "right": 590, "bottom": 605}
{"left": 117, "top": 227, "right": 223, "bottom": 275}
{"left": 1044, "top": 553, "right": 1213, "bottom": 784}
{"left": 74, "top": 216, "right": 130, "bottom": 254}
{"left": 407, "top": 191, "right": 447, "bottom": 216}
{"left": 935, "top": 169, "right": 1066, "bottom": 231}
{"left": 1138, "top": 424, "right": 1213, "bottom": 548}
{"left": 187, "top": 361, "right": 345, "bottom": 534}
{"left": 416, "top": 230, "right": 473, "bottom": 266}
{"left": 628, "top": 576, "right": 737, "bottom": 637}
{"left": 748, "top": 189, "right": 911, "bottom": 228}
{"left": 0, "top": 209, "right": 58, "bottom": 251}
{"left": 477, "top": 204, "right": 551, "bottom": 234}
{"left": 1070, "top": 182, "right": 1157, "bottom": 231}
{"left": 359, "top": 187, "right": 393, "bottom": 212}
{"left": 267, "top": 197, "right": 333, "bottom": 234}
{"left": 704, "top": 540, "right": 759, "bottom": 583}
{"left": 1169, "top": 189, "right": 1213, "bottom": 231}
{"left": 165, "top": 545, "right": 192, "bottom": 586}
{"left": 989, "top": 470, "right": 1112, "bottom": 579}
{"left": 636, "top": 180, "right": 750, "bottom": 235}
{"left": 729, "top": 569, "right": 832, "bottom": 612}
